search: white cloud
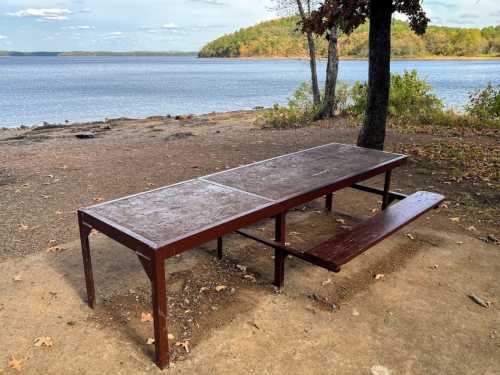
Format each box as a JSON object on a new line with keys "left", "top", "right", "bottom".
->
{"left": 0, "top": 35, "right": 8, "bottom": 40}
{"left": 7, "top": 8, "right": 72, "bottom": 21}
{"left": 62, "top": 25, "right": 95, "bottom": 30}
{"left": 162, "top": 22, "right": 180, "bottom": 30}
{"left": 188, "top": 0, "right": 228, "bottom": 5}
{"left": 102, "top": 31, "right": 127, "bottom": 39}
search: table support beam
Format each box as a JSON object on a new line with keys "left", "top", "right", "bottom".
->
{"left": 79, "top": 214, "right": 95, "bottom": 309}
{"left": 217, "top": 237, "right": 223, "bottom": 260}
{"left": 325, "top": 192, "right": 333, "bottom": 212}
{"left": 151, "top": 255, "right": 169, "bottom": 369}
{"left": 382, "top": 171, "right": 392, "bottom": 210}
{"left": 274, "top": 212, "right": 287, "bottom": 289}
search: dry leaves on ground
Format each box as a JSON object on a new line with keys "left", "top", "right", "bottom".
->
{"left": 8, "top": 356, "right": 23, "bottom": 372}
{"left": 175, "top": 340, "right": 190, "bottom": 353}
{"left": 140, "top": 312, "right": 153, "bottom": 323}
{"left": 34, "top": 336, "right": 53, "bottom": 347}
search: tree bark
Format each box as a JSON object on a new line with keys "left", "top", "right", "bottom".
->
{"left": 357, "top": 0, "right": 393, "bottom": 150}
{"left": 316, "top": 25, "right": 339, "bottom": 119}
{"left": 296, "top": 0, "right": 321, "bottom": 106}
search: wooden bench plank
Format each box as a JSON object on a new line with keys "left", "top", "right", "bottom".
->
{"left": 305, "top": 191, "right": 444, "bottom": 270}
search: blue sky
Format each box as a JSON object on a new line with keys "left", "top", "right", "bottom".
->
{"left": 0, "top": 0, "right": 499, "bottom": 52}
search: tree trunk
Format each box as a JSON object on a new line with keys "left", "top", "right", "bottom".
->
{"left": 357, "top": 0, "right": 392, "bottom": 150}
{"left": 296, "top": 0, "right": 321, "bottom": 106}
{"left": 316, "top": 25, "right": 339, "bottom": 119}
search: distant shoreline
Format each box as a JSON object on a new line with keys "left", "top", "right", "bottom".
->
{"left": 1, "top": 53, "right": 499, "bottom": 60}
{"left": 198, "top": 55, "right": 500, "bottom": 61}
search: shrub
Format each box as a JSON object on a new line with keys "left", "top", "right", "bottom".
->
{"left": 464, "top": 83, "right": 500, "bottom": 122}
{"left": 334, "top": 81, "right": 351, "bottom": 114}
{"left": 255, "top": 82, "right": 318, "bottom": 129}
{"left": 256, "top": 81, "right": 355, "bottom": 129}
{"left": 347, "top": 70, "right": 443, "bottom": 124}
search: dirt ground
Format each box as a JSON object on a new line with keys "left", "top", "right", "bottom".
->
{"left": 0, "top": 111, "right": 499, "bottom": 374}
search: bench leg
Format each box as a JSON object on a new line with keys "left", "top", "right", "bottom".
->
{"left": 217, "top": 237, "right": 223, "bottom": 260}
{"left": 79, "top": 214, "right": 96, "bottom": 309}
{"left": 325, "top": 192, "right": 333, "bottom": 212}
{"left": 382, "top": 170, "right": 392, "bottom": 210}
{"left": 274, "top": 212, "right": 287, "bottom": 289}
{"left": 151, "top": 255, "right": 169, "bottom": 369}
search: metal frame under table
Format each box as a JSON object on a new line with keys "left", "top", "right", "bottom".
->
{"left": 78, "top": 143, "right": 407, "bottom": 368}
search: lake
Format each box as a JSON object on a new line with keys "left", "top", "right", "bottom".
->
{"left": 1, "top": 56, "right": 499, "bottom": 128}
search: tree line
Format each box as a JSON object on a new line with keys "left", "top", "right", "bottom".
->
{"left": 199, "top": 18, "right": 500, "bottom": 59}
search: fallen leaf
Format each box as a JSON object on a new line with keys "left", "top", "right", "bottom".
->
{"left": 92, "top": 197, "right": 105, "bottom": 203}
{"left": 406, "top": 233, "right": 415, "bottom": 240}
{"left": 469, "top": 294, "right": 491, "bottom": 308}
{"left": 243, "top": 274, "right": 256, "bottom": 282}
{"left": 374, "top": 274, "right": 385, "bottom": 280}
{"left": 19, "top": 224, "right": 29, "bottom": 231}
{"left": 371, "top": 208, "right": 378, "bottom": 213}
{"left": 352, "top": 308, "right": 360, "bottom": 317}
{"left": 440, "top": 203, "right": 449, "bottom": 209}
{"left": 456, "top": 241, "right": 464, "bottom": 245}
{"left": 467, "top": 226, "right": 477, "bottom": 232}
{"left": 321, "top": 279, "right": 332, "bottom": 286}
{"left": 8, "top": 356, "right": 23, "bottom": 372}
{"left": 199, "top": 287, "right": 209, "bottom": 293}
{"left": 168, "top": 333, "right": 175, "bottom": 340}
{"left": 34, "top": 336, "right": 53, "bottom": 347}
{"left": 140, "top": 312, "right": 153, "bottom": 323}
{"left": 236, "top": 264, "right": 247, "bottom": 272}
{"left": 175, "top": 340, "right": 190, "bottom": 353}
{"left": 215, "top": 285, "right": 227, "bottom": 292}
{"left": 450, "top": 217, "right": 460, "bottom": 223}
{"left": 146, "top": 338, "right": 155, "bottom": 345}
{"left": 336, "top": 218, "right": 346, "bottom": 225}
{"left": 46, "top": 245, "right": 65, "bottom": 253}
{"left": 13, "top": 274, "right": 22, "bottom": 282}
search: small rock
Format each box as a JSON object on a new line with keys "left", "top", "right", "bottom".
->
{"left": 479, "top": 234, "right": 498, "bottom": 244}
{"left": 75, "top": 132, "right": 95, "bottom": 139}
{"left": 370, "top": 365, "right": 391, "bottom": 375}
{"left": 352, "top": 308, "right": 360, "bottom": 316}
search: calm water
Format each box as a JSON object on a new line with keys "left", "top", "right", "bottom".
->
{"left": 1, "top": 56, "right": 499, "bottom": 128}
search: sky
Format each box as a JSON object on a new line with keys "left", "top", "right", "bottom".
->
{"left": 0, "top": 0, "right": 499, "bottom": 52}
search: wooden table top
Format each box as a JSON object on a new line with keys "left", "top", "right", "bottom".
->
{"left": 81, "top": 143, "right": 406, "bottom": 251}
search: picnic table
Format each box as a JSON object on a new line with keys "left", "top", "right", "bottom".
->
{"left": 78, "top": 143, "right": 444, "bottom": 368}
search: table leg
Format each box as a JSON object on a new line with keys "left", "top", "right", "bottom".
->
{"left": 274, "top": 212, "right": 287, "bottom": 289}
{"left": 325, "top": 192, "right": 333, "bottom": 212}
{"left": 217, "top": 237, "right": 223, "bottom": 260}
{"left": 151, "top": 255, "right": 169, "bottom": 369}
{"left": 78, "top": 213, "right": 95, "bottom": 309}
{"left": 382, "top": 170, "right": 392, "bottom": 210}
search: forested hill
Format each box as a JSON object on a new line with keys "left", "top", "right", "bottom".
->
{"left": 199, "top": 18, "right": 500, "bottom": 58}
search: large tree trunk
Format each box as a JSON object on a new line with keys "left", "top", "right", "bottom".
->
{"left": 357, "top": 0, "right": 392, "bottom": 150}
{"left": 316, "top": 25, "right": 339, "bottom": 119}
{"left": 296, "top": 0, "right": 321, "bottom": 106}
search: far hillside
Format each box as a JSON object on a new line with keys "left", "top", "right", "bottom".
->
{"left": 199, "top": 18, "right": 500, "bottom": 58}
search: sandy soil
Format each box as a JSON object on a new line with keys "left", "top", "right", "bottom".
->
{"left": 0, "top": 111, "right": 499, "bottom": 374}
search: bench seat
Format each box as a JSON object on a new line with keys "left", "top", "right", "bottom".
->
{"left": 303, "top": 191, "right": 445, "bottom": 272}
